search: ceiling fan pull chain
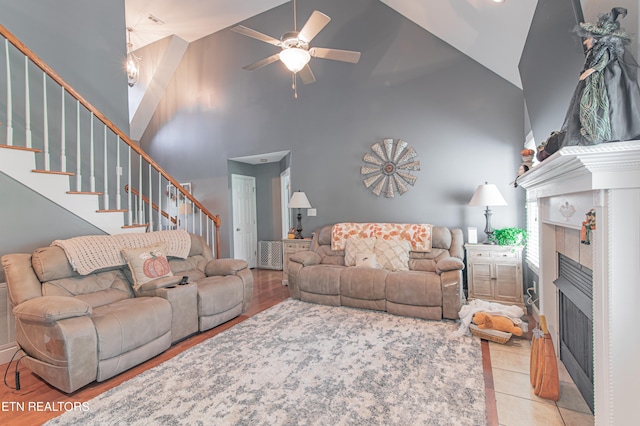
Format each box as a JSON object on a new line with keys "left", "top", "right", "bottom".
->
{"left": 292, "top": 73, "right": 298, "bottom": 99}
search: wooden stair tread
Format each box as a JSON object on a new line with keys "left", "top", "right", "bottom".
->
{"left": 96, "top": 209, "right": 128, "bottom": 213}
{"left": 0, "top": 144, "right": 41, "bottom": 153}
{"left": 66, "top": 191, "right": 103, "bottom": 195}
{"left": 122, "top": 224, "right": 148, "bottom": 229}
{"left": 32, "top": 169, "right": 75, "bottom": 176}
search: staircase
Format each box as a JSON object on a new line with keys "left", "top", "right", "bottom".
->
{"left": 0, "top": 24, "right": 221, "bottom": 256}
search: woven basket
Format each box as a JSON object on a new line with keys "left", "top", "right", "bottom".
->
{"left": 469, "top": 324, "right": 512, "bottom": 344}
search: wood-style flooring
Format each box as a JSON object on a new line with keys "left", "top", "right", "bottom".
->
{"left": 0, "top": 269, "right": 497, "bottom": 426}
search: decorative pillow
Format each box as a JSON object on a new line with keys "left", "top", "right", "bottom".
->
{"left": 344, "top": 238, "right": 377, "bottom": 266}
{"left": 355, "top": 252, "right": 381, "bottom": 269}
{"left": 374, "top": 239, "right": 411, "bottom": 271}
{"left": 121, "top": 243, "right": 173, "bottom": 289}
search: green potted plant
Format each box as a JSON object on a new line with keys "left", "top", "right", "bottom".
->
{"left": 491, "top": 227, "right": 527, "bottom": 246}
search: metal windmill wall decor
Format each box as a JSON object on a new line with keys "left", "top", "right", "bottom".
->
{"left": 361, "top": 138, "right": 420, "bottom": 198}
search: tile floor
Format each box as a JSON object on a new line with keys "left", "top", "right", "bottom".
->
{"left": 489, "top": 338, "right": 594, "bottom": 425}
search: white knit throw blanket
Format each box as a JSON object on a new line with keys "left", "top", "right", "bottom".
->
{"left": 450, "top": 298, "right": 524, "bottom": 338}
{"left": 51, "top": 230, "right": 192, "bottom": 275}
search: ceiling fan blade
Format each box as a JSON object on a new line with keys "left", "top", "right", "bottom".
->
{"left": 298, "top": 11, "right": 331, "bottom": 43}
{"left": 231, "top": 25, "right": 281, "bottom": 46}
{"left": 310, "top": 47, "right": 361, "bottom": 63}
{"left": 243, "top": 53, "right": 281, "bottom": 71}
{"left": 298, "top": 64, "right": 316, "bottom": 85}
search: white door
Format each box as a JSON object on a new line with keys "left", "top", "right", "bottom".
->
{"left": 231, "top": 174, "right": 257, "bottom": 268}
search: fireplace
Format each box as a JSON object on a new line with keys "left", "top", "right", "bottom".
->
{"left": 554, "top": 253, "right": 593, "bottom": 412}
{"left": 516, "top": 141, "right": 640, "bottom": 425}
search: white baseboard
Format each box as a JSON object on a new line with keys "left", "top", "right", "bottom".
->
{"left": 0, "top": 344, "right": 18, "bottom": 366}
{"left": 529, "top": 303, "right": 540, "bottom": 323}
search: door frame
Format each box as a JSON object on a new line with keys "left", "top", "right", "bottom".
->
{"left": 280, "top": 168, "right": 291, "bottom": 239}
{"left": 231, "top": 174, "right": 257, "bottom": 268}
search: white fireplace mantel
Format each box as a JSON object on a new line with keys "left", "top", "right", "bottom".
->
{"left": 517, "top": 140, "right": 640, "bottom": 425}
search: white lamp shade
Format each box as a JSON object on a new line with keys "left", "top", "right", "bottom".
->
{"left": 468, "top": 182, "right": 507, "bottom": 207}
{"left": 289, "top": 191, "right": 312, "bottom": 209}
{"left": 279, "top": 48, "right": 311, "bottom": 73}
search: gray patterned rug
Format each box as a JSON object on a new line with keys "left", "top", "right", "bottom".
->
{"left": 47, "top": 299, "right": 486, "bottom": 425}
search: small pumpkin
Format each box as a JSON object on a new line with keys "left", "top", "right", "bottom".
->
{"left": 143, "top": 253, "right": 171, "bottom": 278}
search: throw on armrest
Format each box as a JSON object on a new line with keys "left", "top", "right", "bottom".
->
{"left": 289, "top": 251, "right": 321, "bottom": 266}
{"left": 436, "top": 257, "right": 465, "bottom": 274}
{"left": 13, "top": 296, "right": 92, "bottom": 324}
{"left": 205, "top": 258, "right": 249, "bottom": 276}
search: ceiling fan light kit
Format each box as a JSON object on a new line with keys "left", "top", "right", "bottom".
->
{"left": 280, "top": 47, "right": 310, "bottom": 73}
{"left": 231, "top": 0, "right": 361, "bottom": 98}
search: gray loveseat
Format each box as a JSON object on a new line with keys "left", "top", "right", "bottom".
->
{"left": 1, "top": 232, "right": 253, "bottom": 393}
{"left": 287, "top": 224, "right": 465, "bottom": 320}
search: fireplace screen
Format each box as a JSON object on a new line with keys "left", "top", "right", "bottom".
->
{"left": 554, "top": 254, "right": 594, "bottom": 413}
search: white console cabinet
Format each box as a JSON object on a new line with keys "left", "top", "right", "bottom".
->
{"left": 465, "top": 244, "right": 524, "bottom": 308}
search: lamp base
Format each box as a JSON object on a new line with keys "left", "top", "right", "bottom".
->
{"left": 295, "top": 211, "right": 304, "bottom": 239}
{"left": 483, "top": 207, "right": 496, "bottom": 244}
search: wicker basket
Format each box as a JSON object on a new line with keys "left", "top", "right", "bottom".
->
{"left": 469, "top": 324, "right": 512, "bottom": 344}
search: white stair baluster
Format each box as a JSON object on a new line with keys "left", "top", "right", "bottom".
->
{"left": 148, "top": 163, "right": 153, "bottom": 231}
{"left": 43, "top": 74, "right": 50, "bottom": 170}
{"left": 76, "top": 101, "right": 81, "bottom": 191}
{"left": 127, "top": 147, "right": 132, "bottom": 225}
{"left": 157, "top": 172, "right": 162, "bottom": 231}
{"left": 103, "top": 125, "right": 108, "bottom": 208}
{"left": 116, "top": 136, "right": 122, "bottom": 210}
{"left": 5, "top": 40, "right": 13, "bottom": 146}
{"left": 24, "top": 56, "right": 32, "bottom": 148}
{"left": 89, "top": 113, "right": 95, "bottom": 193}
{"left": 206, "top": 218, "right": 210, "bottom": 246}
{"left": 60, "top": 87, "right": 66, "bottom": 172}
{"left": 138, "top": 155, "right": 143, "bottom": 224}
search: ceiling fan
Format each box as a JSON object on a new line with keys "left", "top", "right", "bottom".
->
{"left": 231, "top": 0, "right": 361, "bottom": 98}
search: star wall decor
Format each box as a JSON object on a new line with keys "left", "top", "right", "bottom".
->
{"left": 360, "top": 138, "right": 420, "bottom": 198}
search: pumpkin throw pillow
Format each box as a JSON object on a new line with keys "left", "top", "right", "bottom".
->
{"left": 344, "top": 237, "right": 377, "bottom": 266}
{"left": 121, "top": 243, "right": 173, "bottom": 289}
{"left": 374, "top": 239, "right": 410, "bottom": 271}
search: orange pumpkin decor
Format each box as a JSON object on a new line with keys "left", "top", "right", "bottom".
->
{"left": 143, "top": 253, "right": 171, "bottom": 278}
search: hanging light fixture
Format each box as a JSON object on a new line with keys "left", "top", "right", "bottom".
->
{"left": 279, "top": 47, "right": 311, "bottom": 73}
{"left": 126, "top": 27, "right": 142, "bottom": 87}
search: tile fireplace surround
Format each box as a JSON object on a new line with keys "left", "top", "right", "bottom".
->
{"left": 517, "top": 140, "right": 640, "bottom": 425}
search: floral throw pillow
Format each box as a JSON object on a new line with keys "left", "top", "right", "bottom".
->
{"left": 374, "top": 239, "right": 411, "bottom": 271}
{"left": 121, "top": 243, "right": 173, "bottom": 289}
{"left": 344, "top": 238, "right": 377, "bottom": 266}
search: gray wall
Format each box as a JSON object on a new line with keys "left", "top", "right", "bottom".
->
{"left": 141, "top": 0, "right": 526, "bottom": 258}
{"left": 0, "top": 1, "right": 129, "bottom": 281}
{"left": 0, "top": 0, "right": 130, "bottom": 132}
{"left": 519, "top": 0, "right": 586, "bottom": 144}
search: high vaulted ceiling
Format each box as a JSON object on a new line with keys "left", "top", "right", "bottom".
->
{"left": 125, "top": 0, "right": 538, "bottom": 89}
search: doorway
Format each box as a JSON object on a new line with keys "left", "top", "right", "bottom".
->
{"left": 231, "top": 174, "right": 257, "bottom": 268}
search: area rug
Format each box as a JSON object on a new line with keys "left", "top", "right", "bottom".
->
{"left": 47, "top": 300, "right": 486, "bottom": 425}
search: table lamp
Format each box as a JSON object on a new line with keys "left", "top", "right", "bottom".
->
{"left": 289, "top": 191, "right": 312, "bottom": 239}
{"left": 468, "top": 182, "right": 507, "bottom": 244}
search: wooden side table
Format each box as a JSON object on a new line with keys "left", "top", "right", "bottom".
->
{"left": 282, "top": 239, "right": 312, "bottom": 286}
{"left": 465, "top": 243, "right": 524, "bottom": 308}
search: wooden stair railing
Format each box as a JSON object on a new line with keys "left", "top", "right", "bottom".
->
{"left": 0, "top": 23, "right": 222, "bottom": 257}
